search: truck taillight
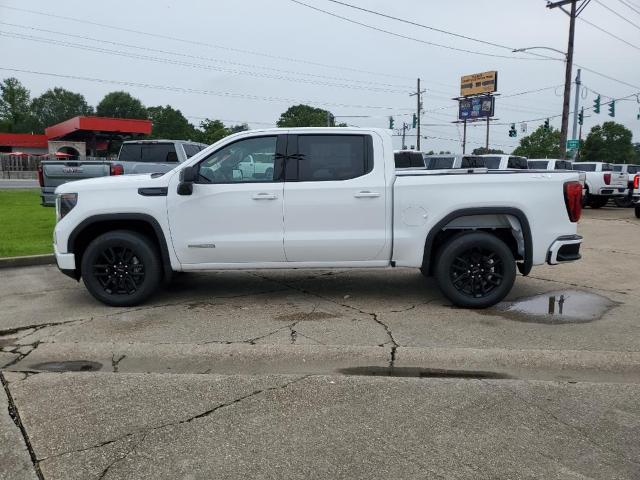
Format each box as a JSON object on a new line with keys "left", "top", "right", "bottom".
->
{"left": 603, "top": 172, "right": 611, "bottom": 185}
{"left": 634, "top": 175, "right": 639, "bottom": 190}
{"left": 110, "top": 164, "right": 124, "bottom": 176}
{"left": 37, "top": 164, "right": 44, "bottom": 187}
{"left": 564, "top": 181, "right": 582, "bottom": 223}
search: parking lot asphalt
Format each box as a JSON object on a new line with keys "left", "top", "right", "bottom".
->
{"left": 1, "top": 207, "right": 639, "bottom": 479}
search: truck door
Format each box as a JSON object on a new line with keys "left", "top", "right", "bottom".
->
{"left": 167, "top": 135, "right": 286, "bottom": 265}
{"left": 283, "top": 133, "right": 388, "bottom": 263}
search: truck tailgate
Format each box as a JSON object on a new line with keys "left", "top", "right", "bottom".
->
{"left": 40, "top": 160, "right": 110, "bottom": 206}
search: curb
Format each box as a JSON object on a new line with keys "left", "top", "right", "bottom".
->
{"left": 0, "top": 254, "right": 55, "bottom": 269}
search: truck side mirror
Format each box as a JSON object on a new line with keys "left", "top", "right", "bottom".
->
{"left": 177, "top": 166, "right": 197, "bottom": 195}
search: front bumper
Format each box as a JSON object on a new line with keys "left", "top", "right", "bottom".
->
{"left": 41, "top": 187, "right": 56, "bottom": 207}
{"left": 54, "top": 243, "right": 77, "bottom": 279}
{"left": 547, "top": 235, "right": 583, "bottom": 265}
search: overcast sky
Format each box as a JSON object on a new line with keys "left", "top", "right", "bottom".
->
{"left": 1, "top": 0, "right": 638, "bottom": 153}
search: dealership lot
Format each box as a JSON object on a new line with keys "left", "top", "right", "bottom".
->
{"left": 1, "top": 207, "right": 640, "bottom": 479}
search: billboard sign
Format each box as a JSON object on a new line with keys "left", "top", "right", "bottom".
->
{"left": 460, "top": 71, "right": 498, "bottom": 97}
{"left": 458, "top": 95, "right": 495, "bottom": 120}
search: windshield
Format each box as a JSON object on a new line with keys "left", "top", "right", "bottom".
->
{"left": 555, "top": 160, "right": 573, "bottom": 170}
{"left": 426, "top": 157, "right": 455, "bottom": 169}
{"left": 528, "top": 161, "right": 549, "bottom": 169}
{"left": 461, "top": 156, "right": 486, "bottom": 168}
{"left": 613, "top": 165, "right": 622, "bottom": 172}
{"left": 602, "top": 163, "right": 613, "bottom": 171}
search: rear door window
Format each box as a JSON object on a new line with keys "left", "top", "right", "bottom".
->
{"left": 507, "top": 156, "right": 528, "bottom": 169}
{"left": 573, "top": 164, "right": 596, "bottom": 171}
{"left": 528, "top": 161, "right": 549, "bottom": 169}
{"left": 555, "top": 160, "right": 573, "bottom": 170}
{"left": 427, "top": 157, "right": 455, "bottom": 169}
{"left": 483, "top": 156, "right": 501, "bottom": 169}
{"left": 296, "top": 135, "right": 371, "bottom": 181}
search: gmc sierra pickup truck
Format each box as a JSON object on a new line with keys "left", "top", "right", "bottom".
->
{"left": 52, "top": 128, "right": 583, "bottom": 309}
{"left": 572, "top": 161, "right": 627, "bottom": 208}
{"left": 39, "top": 139, "right": 207, "bottom": 206}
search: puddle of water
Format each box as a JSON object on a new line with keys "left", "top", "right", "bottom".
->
{"left": 339, "top": 366, "right": 511, "bottom": 380}
{"left": 29, "top": 360, "right": 103, "bottom": 372}
{"left": 496, "top": 290, "right": 615, "bottom": 324}
{"left": 274, "top": 312, "right": 339, "bottom": 322}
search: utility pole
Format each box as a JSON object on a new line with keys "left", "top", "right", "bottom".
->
{"left": 571, "top": 68, "right": 581, "bottom": 141}
{"left": 401, "top": 122, "right": 409, "bottom": 149}
{"left": 547, "top": 0, "right": 590, "bottom": 158}
{"left": 326, "top": 110, "right": 331, "bottom": 127}
{"left": 409, "top": 78, "right": 426, "bottom": 151}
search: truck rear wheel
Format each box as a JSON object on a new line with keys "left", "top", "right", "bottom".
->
{"left": 636, "top": 205, "right": 640, "bottom": 219}
{"left": 434, "top": 232, "right": 516, "bottom": 309}
{"left": 588, "top": 196, "right": 609, "bottom": 209}
{"left": 81, "top": 230, "right": 161, "bottom": 307}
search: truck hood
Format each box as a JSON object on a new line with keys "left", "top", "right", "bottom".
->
{"left": 54, "top": 173, "right": 164, "bottom": 194}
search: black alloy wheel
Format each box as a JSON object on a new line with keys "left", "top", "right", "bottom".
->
{"left": 81, "top": 230, "right": 161, "bottom": 307}
{"left": 434, "top": 231, "right": 516, "bottom": 308}
{"left": 450, "top": 247, "right": 504, "bottom": 298}
{"left": 92, "top": 246, "right": 145, "bottom": 295}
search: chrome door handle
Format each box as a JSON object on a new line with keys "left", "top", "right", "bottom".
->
{"left": 354, "top": 191, "right": 380, "bottom": 198}
{"left": 252, "top": 193, "right": 277, "bottom": 200}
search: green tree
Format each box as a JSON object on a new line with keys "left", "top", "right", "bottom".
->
{"left": 512, "top": 125, "right": 561, "bottom": 158}
{"left": 581, "top": 121, "right": 635, "bottom": 163}
{"left": 96, "top": 91, "right": 147, "bottom": 119}
{"left": 197, "top": 119, "right": 230, "bottom": 144}
{"left": 147, "top": 105, "right": 198, "bottom": 140}
{"left": 472, "top": 147, "right": 504, "bottom": 155}
{"left": 0, "top": 77, "right": 36, "bottom": 133}
{"left": 277, "top": 104, "right": 338, "bottom": 127}
{"left": 30, "top": 87, "right": 93, "bottom": 130}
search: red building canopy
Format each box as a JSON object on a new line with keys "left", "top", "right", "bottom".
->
{"left": 45, "top": 116, "right": 152, "bottom": 140}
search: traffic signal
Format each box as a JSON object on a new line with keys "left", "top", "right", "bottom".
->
{"left": 608, "top": 100, "right": 615, "bottom": 118}
{"left": 544, "top": 118, "right": 550, "bottom": 130}
{"left": 389, "top": 116, "right": 395, "bottom": 129}
{"left": 508, "top": 124, "right": 517, "bottom": 137}
{"left": 593, "top": 95, "right": 601, "bottom": 114}
{"left": 412, "top": 113, "right": 417, "bottom": 128}
{"left": 578, "top": 107, "right": 584, "bottom": 126}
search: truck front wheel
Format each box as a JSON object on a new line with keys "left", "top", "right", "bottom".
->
{"left": 81, "top": 230, "right": 161, "bottom": 307}
{"left": 434, "top": 232, "right": 516, "bottom": 309}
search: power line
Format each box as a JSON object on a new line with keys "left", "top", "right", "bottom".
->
{"left": 322, "top": 0, "right": 514, "bottom": 51}
{"left": 0, "top": 3, "right": 413, "bottom": 81}
{"left": 593, "top": 0, "right": 640, "bottom": 30}
{"left": 0, "top": 66, "right": 415, "bottom": 111}
{"left": 288, "top": 0, "right": 552, "bottom": 61}
{"left": 616, "top": 0, "right": 640, "bottom": 15}
{"left": 0, "top": 21, "right": 413, "bottom": 92}
{"left": 577, "top": 16, "right": 640, "bottom": 51}
{"left": 0, "top": 31, "right": 411, "bottom": 94}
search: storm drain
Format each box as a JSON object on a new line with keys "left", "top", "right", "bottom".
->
{"left": 29, "top": 360, "right": 103, "bottom": 372}
{"left": 338, "top": 366, "right": 511, "bottom": 379}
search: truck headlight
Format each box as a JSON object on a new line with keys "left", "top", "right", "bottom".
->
{"left": 56, "top": 193, "right": 78, "bottom": 220}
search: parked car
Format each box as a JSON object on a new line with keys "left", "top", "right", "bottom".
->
{"left": 572, "top": 162, "right": 627, "bottom": 208}
{"left": 52, "top": 128, "right": 583, "bottom": 309}
{"left": 612, "top": 164, "right": 640, "bottom": 208}
{"left": 632, "top": 175, "right": 640, "bottom": 218}
{"left": 39, "top": 139, "right": 208, "bottom": 206}
{"left": 477, "top": 155, "right": 529, "bottom": 170}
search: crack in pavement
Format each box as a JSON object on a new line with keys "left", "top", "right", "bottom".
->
{"left": 37, "top": 375, "right": 311, "bottom": 465}
{"left": 1, "top": 341, "right": 41, "bottom": 369}
{"left": 249, "top": 273, "right": 399, "bottom": 366}
{"left": 0, "top": 371, "right": 45, "bottom": 479}
{"left": 98, "top": 431, "right": 148, "bottom": 480}
{"left": 0, "top": 317, "right": 88, "bottom": 338}
{"left": 111, "top": 354, "right": 126, "bottom": 373}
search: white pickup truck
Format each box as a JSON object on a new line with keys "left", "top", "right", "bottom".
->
{"left": 572, "top": 162, "right": 627, "bottom": 208}
{"left": 52, "top": 128, "right": 583, "bottom": 309}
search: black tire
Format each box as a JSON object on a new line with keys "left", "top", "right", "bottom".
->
{"left": 434, "top": 232, "right": 516, "bottom": 309}
{"left": 581, "top": 188, "right": 590, "bottom": 208}
{"left": 613, "top": 196, "right": 633, "bottom": 208}
{"left": 588, "top": 196, "right": 609, "bottom": 209}
{"left": 81, "top": 230, "right": 161, "bottom": 307}
{"left": 636, "top": 205, "right": 640, "bottom": 219}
